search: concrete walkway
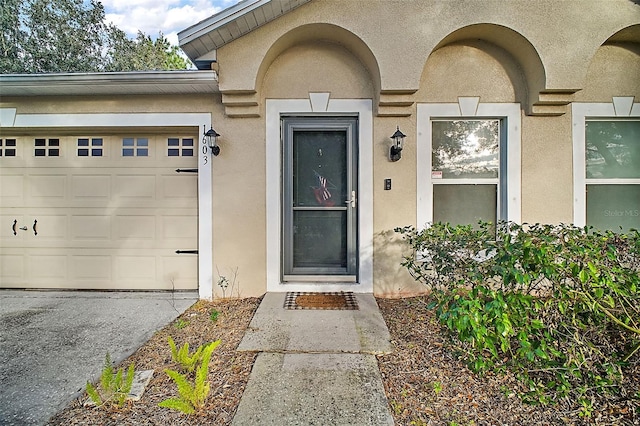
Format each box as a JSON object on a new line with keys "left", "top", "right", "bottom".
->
{"left": 233, "top": 292, "right": 395, "bottom": 425}
{"left": 0, "top": 290, "right": 197, "bottom": 426}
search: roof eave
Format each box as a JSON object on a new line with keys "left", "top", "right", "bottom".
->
{"left": 0, "top": 70, "right": 219, "bottom": 97}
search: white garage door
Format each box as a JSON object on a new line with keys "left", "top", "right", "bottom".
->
{"left": 0, "top": 133, "right": 198, "bottom": 290}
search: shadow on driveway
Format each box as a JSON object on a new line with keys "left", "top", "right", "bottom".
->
{"left": 0, "top": 290, "right": 197, "bottom": 426}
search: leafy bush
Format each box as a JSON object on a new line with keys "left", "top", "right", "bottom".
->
{"left": 396, "top": 222, "right": 639, "bottom": 409}
{"left": 86, "top": 353, "right": 135, "bottom": 408}
{"left": 159, "top": 340, "right": 221, "bottom": 414}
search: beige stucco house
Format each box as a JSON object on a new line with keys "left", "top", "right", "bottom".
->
{"left": 1, "top": 0, "right": 639, "bottom": 299}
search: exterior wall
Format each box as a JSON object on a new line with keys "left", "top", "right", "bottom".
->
{"left": 3, "top": 0, "right": 639, "bottom": 298}
{"left": 212, "top": 0, "right": 640, "bottom": 297}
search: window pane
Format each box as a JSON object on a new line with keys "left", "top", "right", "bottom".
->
{"left": 293, "top": 210, "right": 347, "bottom": 268}
{"left": 183, "top": 138, "right": 194, "bottom": 146}
{"left": 91, "top": 148, "right": 102, "bottom": 156}
{"left": 123, "top": 138, "right": 134, "bottom": 146}
{"left": 49, "top": 139, "right": 59, "bottom": 146}
{"left": 586, "top": 121, "right": 640, "bottom": 178}
{"left": 432, "top": 120, "right": 499, "bottom": 179}
{"left": 49, "top": 149, "right": 59, "bottom": 156}
{"left": 587, "top": 184, "right": 640, "bottom": 232}
{"left": 292, "top": 131, "right": 347, "bottom": 207}
{"left": 6, "top": 139, "right": 16, "bottom": 146}
{"left": 137, "top": 148, "right": 148, "bottom": 156}
{"left": 433, "top": 184, "right": 497, "bottom": 226}
{"left": 35, "top": 139, "right": 46, "bottom": 146}
{"left": 78, "top": 149, "right": 89, "bottom": 156}
{"left": 35, "top": 149, "right": 46, "bottom": 156}
{"left": 182, "top": 148, "right": 193, "bottom": 156}
{"left": 123, "top": 148, "right": 134, "bottom": 156}
{"left": 168, "top": 149, "right": 179, "bottom": 156}
{"left": 78, "top": 139, "right": 89, "bottom": 146}
{"left": 168, "top": 138, "right": 179, "bottom": 146}
{"left": 137, "top": 138, "right": 148, "bottom": 147}
{"left": 92, "top": 138, "right": 103, "bottom": 146}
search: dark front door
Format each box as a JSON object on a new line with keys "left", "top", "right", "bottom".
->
{"left": 282, "top": 117, "right": 358, "bottom": 281}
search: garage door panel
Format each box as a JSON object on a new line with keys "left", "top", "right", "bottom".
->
{"left": 72, "top": 174, "right": 111, "bottom": 202}
{"left": 1, "top": 215, "right": 26, "bottom": 244}
{"left": 0, "top": 174, "right": 25, "bottom": 205}
{"left": 116, "top": 255, "right": 156, "bottom": 281}
{"left": 116, "top": 215, "right": 156, "bottom": 240}
{"left": 24, "top": 214, "right": 67, "bottom": 245}
{"left": 28, "top": 174, "right": 67, "bottom": 204}
{"left": 27, "top": 254, "right": 67, "bottom": 281}
{"left": 71, "top": 255, "right": 111, "bottom": 281}
{"left": 0, "top": 252, "right": 25, "bottom": 285}
{"left": 71, "top": 215, "right": 112, "bottom": 241}
{"left": 161, "top": 214, "right": 197, "bottom": 240}
{"left": 114, "top": 175, "right": 156, "bottom": 201}
{"left": 161, "top": 175, "right": 198, "bottom": 200}
{"left": 162, "top": 255, "right": 198, "bottom": 290}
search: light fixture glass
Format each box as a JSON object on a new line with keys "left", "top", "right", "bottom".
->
{"left": 203, "top": 126, "right": 221, "bottom": 156}
{"left": 390, "top": 126, "right": 405, "bottom": 162}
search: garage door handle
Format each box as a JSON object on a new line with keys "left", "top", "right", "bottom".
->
{"left": 12, "top": 220, "right": 17, "bottom": 235}
{"left": 33, "top": 219, "right": 38, "bottom": 236}
{"left": 176, "top": 250, "right": 198, "bottom": 254}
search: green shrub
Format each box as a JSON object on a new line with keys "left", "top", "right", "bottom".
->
{"left": 396, "top": 222, "right": 639, "bottom": 407}
{"left": 86, "top": 353, "right": 135, "bottom": 408}
{"left": 168, "top": 336, "right": 209, "bottom": 373}
{"left": 159, "top": 340, "right": 221, "bottom": 414}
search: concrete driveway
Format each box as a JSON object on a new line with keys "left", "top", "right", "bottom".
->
{"left": 0, "top": 290, "right": 197, "bottom": 426}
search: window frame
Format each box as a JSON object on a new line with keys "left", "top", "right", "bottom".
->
{"left": 417, "top": 100, "right": 521, "bottom": 229}
{"left": 572, "top": 98, "right": 640, "bottom": 228}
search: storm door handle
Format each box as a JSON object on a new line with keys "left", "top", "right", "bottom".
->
{"left": 344, "top": 190, "right": 356, "bottom": 208}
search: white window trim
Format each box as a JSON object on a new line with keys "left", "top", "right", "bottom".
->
{"left": 572, "top": 97, "right": 640, "bottom": 227}
{"left": 416, "top": 99, "right": 521, "bottom": 229}
{"left": 266, "top": 94, "right": 373, "bottom": 293}
{"left": 1, "top": 110, "right": 214, "bottom": 300}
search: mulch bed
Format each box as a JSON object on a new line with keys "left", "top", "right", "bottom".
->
{"left": 47, "top": 295, "right": 638, "bottom": 425}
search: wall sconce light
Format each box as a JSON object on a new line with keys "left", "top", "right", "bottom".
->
{"left": 203, "top": 126, "right": 221, "bottom": 156}
{"left": 389, "top": 126, "right": 406, "bottom": 162}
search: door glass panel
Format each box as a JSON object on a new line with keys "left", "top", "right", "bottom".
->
{"left": 586, "top": 121, "right": 640, "bottom": 179}
{"left": 432, "top": 120, "right": 500, "bottom": 179}
{"left": 293, "top": 131, "right": 347, "bottom": 207}
{"left": 433, "top": 184, "right": 497, "bottom": 226}
{"left": 587, "top": 184, "right": 640, "bottom": 232}
{"left": 293, "top": 210, "right": 347, "bottom": 268}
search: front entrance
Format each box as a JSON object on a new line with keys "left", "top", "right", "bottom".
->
{"left": 281, "top": 117, "right": 358, "bottom": 282}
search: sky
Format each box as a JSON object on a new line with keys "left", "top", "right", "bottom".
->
{"left": 101, "top": 0, "right": 243, "bottom": 47}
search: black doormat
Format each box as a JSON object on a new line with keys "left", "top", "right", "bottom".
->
{"left": 284, "top": 292, "right": 359, "bottom": 310}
